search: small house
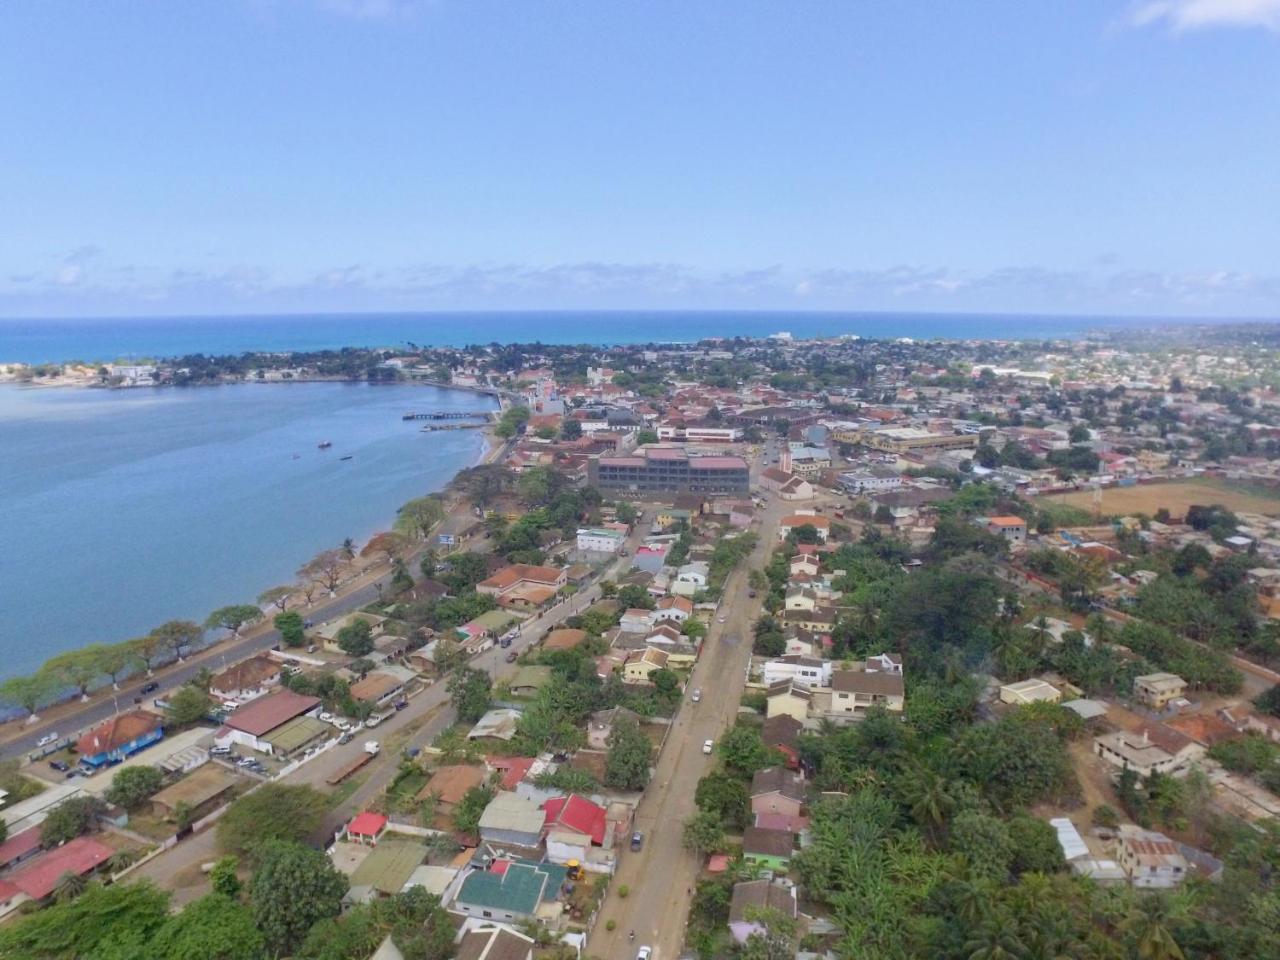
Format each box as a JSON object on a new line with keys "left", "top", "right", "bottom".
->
{"left": 751, "top": 767, "right": 805, "bottom": 819}
{"left": 75, "top": 711, "right": 164, "bottom": 768}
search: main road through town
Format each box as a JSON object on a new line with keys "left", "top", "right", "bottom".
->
{"left": 585, "top": 473, "right": 788, "bottom": 960}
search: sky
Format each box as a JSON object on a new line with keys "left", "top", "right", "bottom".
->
{"left": 2, "top": 0, "right": 1279, "bottom": 318}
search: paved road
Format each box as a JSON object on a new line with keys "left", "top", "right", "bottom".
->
{"left": 586, "top": 493, "right": 786, "bottom": 960}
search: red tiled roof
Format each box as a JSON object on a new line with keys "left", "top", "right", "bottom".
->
{"left": 76, "top": 710, "right": 163, "bottom": 757}
{"left": 487, "top": 755, "right": 537, "bottom": 791}
{"left": 543, "top": 794, "right": 607, "bottom": 844}
{"left": 347, "top": 811, "right": 388, "bottom": 838}
{"left": 9, "top": 837, "right": 112, "bottom": 900}
{"left": 0, "top": 827, "right": 42, "bottom": 867}
{"left": 225, "top": 689, "right": 320, "bottom": 737}
{"left": 988, "top": 515, "right": 1026, "bottom": 527}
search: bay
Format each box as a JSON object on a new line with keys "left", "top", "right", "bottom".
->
{"left": 0, "top": 382, "right": 491, "bottom": 677}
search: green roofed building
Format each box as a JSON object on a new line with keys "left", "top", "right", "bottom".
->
{"left": 262, "top": 715, "right": 330, "bottom": 757}
{"left": 349, "top": 840, "right": 429, "bottom": 898}
{"left": 454, "top": 859, "right": 568, "bottom": 924}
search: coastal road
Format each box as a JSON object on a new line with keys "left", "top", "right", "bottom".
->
{"left": 586, "top": 493, "right": 785, "bottom": 960}
{"left": 0, "top": 572, "right": 399, "bottom": 762}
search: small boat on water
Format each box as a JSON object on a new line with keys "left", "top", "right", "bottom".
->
{"left": 318, "top": 441, "right": 332, "bottom": 449}
{"left": 291, "top": 454, "right": 301, "bottom": 460}
{"left": 340, "top": 455, "right": 353, "bottom": 461}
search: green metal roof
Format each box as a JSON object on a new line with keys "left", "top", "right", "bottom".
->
{"left": 458, "top": 860, "right": 568, "bottom": 914}
{"left": 350, "top": 840, "right": 429, "bottom": 895}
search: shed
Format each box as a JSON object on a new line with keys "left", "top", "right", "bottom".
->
{"left": 150, "top": 764, "right": 239, "bottom": 819}
{"left": 349, "top": 839, "right": 428, "bottom": 896}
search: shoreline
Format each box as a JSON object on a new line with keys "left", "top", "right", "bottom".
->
{"left": 0, "top": 385, "right": 504, "bottom": 721}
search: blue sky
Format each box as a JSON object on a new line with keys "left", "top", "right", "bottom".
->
{"left": 2, "top": 0, "right": 1279, "bottom": 318}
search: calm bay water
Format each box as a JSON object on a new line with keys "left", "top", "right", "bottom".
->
{"left": 0, "top": 310, "right": 1221, "bottom": 364}
{"left": 0, "top": 382, "right": 491, "bottom": 677}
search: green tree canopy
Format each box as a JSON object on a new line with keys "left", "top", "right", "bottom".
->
{"left": 204, "top": 605, "right": 263, "bottom": 636}
{"left": 166, "top": 684, "right": 212, "bottom": 728}
{"left": 604, "top": 717, "right": 651, "bottom": 791}
{"left": 105, "top": 765, "right": 164, "bottom": 811}
{"left": 446, "top": 665, "right": 492, "bottom": 724}
{"left": 250, "top": 841, "right": 347, "bottom": 956}
{"left": 274, "top": 609, "right": 306, "bottom": 647}
{"left": 217, "top": 784, "right": 329, "bottom": 861}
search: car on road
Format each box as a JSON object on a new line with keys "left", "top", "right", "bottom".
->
{"left": 636, "top": 948, "right": 652, "bottom": 960}
{"left": 717, "top": 615, "right": 727, "bottom": 623}
{"left": 691, "top": 688, "right": 701, "bottom": 703}
{"left": 748, "top": 589, "right": 757, "bottom": 598}
{"left": 703, "top": 739, "right": 714, "bottom": 754}
{"left": 393, "top": 699, "right": 408, "bottom": 711}
{"left": 48, "top": 759, "right": 70, "bottom": 773}
{"left": 505, "top": 650, "right": 519, "bottom": 663}
{"left": 338, "top": 732, "right": 354, "bottom": 745}
{"left": 365, "top": 713, "right": 385, "bottom": 728}
{"left": 210, "top": 745, "right": 232, "bottom": 756}
{"left": 140, "top": 682, "right": 160, "bottom": 695}
{"left": 319, "top": 712, "right": 336, "bottom": 724}
{"left": 630, "top": 831, "right": 643, "bottom": 851}
{"left": 37, "top": 732, "right": 59, "bottom": 747}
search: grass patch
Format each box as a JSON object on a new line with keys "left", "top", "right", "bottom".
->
{"left": 0, "top": 760, "right": 46, "bottom": 809}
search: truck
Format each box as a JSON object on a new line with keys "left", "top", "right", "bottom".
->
{"left": 324, "top": 743, "right": 378, "bottom": 786}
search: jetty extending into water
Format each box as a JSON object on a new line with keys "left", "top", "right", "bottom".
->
{"left": 402, "top": 410, "right": 494, "bottom": 421}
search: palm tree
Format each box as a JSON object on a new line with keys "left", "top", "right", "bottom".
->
{"left": 105, "top": 850, "right": 137, "bottom": 874}
{"left": 964, "top": 914, "right": 1027, "bottom": 960}
{"left": 1122, "top": 895, "right": 1186, "bottom": 960}
{"left": 341, "top": 537, "right": 356, "bottom": 560}
{"left": 898, "top": 765, "right": 952, "bottom": 838}
{"left": 52, "top": 871, "right": 87, "bottom": 903}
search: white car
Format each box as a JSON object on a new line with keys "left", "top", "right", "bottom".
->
{"left": 319, "top": 712, "right": 336, "bottom": 724}
{"left": 703, "top": 739, "right": 714, "bottom": 754}
{"left": 636, "top": 949, "right": 652, "bottom": 960}
{"left": 37, "top": 733, "right": 58, "bottom": 747}
{"left": 717, "top": 616, "right": 727, "bottom": 623}
{"left": 691, "top": 689, "right": 702, "bottom": 703}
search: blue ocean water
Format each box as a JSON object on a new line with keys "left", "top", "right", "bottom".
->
{"left": 0, "top": 310, "right": 1227, "bottom": 364}
{"left": 0, "top": 382, "right": 491, "bottom": 677}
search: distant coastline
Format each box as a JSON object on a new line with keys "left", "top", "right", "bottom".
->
{"left": 3, "top": 308, "right": 1269, "bottom": 365}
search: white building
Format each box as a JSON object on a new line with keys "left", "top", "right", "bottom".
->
{"left": 576, "top": 528, "right": 626, "bottom": 554}
{"left": 761, "top": 656, "right": 832, "bottom": 689}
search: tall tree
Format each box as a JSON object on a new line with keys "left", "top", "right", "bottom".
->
{"left": 250, "top": 841, "right": 347, "bottom": 956}
{"left": 128, "top": 633, "right": 169, "bottom": 674}
{"left": 217, "top": 784, "right": 329, "bottom": 860}
{"left": 604, "top": 717, "right": 651, "bottom": 790}
{"left": 394, "top": 496, "right": 445, "bottom": 541}
{"left": 93, "top": 642, "right": 142, "bottom": 690}
{"left": 0, "top": 672, "right": 58, "bottom": 723}
{"left": 360, "top": 532, "right": 411, "bottom": 564}
{"left": 257, "top": 585, "right": 294, "bottom": 613}
{"left": 447, "top": 666, "right": 492, "bottom": 724}
{"left": 150, "top": 620, "right": 204, "bottom": 661}
{"left": 204, "top": 605, "right": 262, "bottom": 637}
{"left": 45, "top": 649, "right": 102, "bottom": 702}
{"left": 301, "top": 549, "right": 348, "bottom": 595}
{"left": 148, "top": 892, "right": 265, "bottom": 960}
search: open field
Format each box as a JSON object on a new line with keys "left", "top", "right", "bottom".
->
{"left": 1043, "top": 477, "right": 1280, "bottom": 519}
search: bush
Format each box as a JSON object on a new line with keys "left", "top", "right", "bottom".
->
{"left": 617, "top": 884, "right": 629, "bottom": 898}
{"left": 606, "top": 919, "right": 617, "bottom": 932}
{"left": 1092, "top": 804, "right": 1120, "bottom": 829}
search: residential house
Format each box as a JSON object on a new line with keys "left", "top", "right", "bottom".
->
{"left": 1117, "top": 826, "right": 1189, "bottom": 888}
{"left": 1134, "top": 673, "right": 1188, "bottom": 711}
{"left": 751, "top": 767, "right": 805, "bottom": 819}
{"left": 784, "top": 587, "right": 818, "bottom": 612}
{"left": 653, "top": 595, "right": 693, "bottom": 624}
{"left": 455, "top": 923, "right": 536, "bottom": 960}
{"left": 864, "top": 652, "right": 903, "bottom": 674}
{"left": 762, "top": 655, "right": 832, "bottom": 689}
{"left": 588, "top": 707, "right": 641, "bottom": 751}
{"left": 999, "top": 678, "right": 1062, "bottom": 705}
{"left": 728, "top": 879, "right": 798, "bottom": 945}
{"left": 623, "top": 647, "right": 669, "bottom": 684}
{"left": 467, "top": 709, "right": 524, "bottom": 743}
{"left": 209, "top": 655, "right": 282, "bottom": 705}
{"left": 543, "top": 794, "right": 615, "bottom": 872}
{"left": 778, "top": 514, "right": 831, "bottom": 542}
{"left": 508, "top": 666, "right": 553, "bottom": 698}
{"left": 478, "top": 793, "right": 546, "bottom": 850}
{"left": 671, "top": 562, "right": 710, "bottom": 598}
{"left": 454, "top": 860, "right": 568, "bottom": 925}
{"left": 349, "top": 672, "right": 405, "bottom": 707}
{"left": 765, "top": 680, "right": 812, "bottom": 723}
{"left": 985, "top": 516, "right": 1028, "bottom": 544}
{"left": 75, "top": 710, "right": 164, "bottom": 768}
{"left": 0, "top": 836, "right": 114, "bottom": 918}
{"left": 1093, "top": 725, "right": 1205, "bottom": 779}
{"left": 416, "top": 765, "right": 486, "bottom": 816}
{"left": 742, "top": 826, "right": 794, "bottom": 870}
{"left": 789, "top": 554, "right": 820, "bottom": 579}
{"left": 827, "top": 669, "right": 905, "bottom": 722}
{"left": 619, "top": 608, "right": 655, "bottom": 633}
{"left": 761, "top": 715, "right": 804, "bottom": 770}
{"left": 476, "top": 564, "right": 567, "bottom": 608}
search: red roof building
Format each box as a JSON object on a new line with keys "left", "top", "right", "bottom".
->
{"left": 346, "top": 811, "right": 389, "bottom": 845}
{"left": 487, "top": 755, "right": 537, "bottom": 791}
{"left": 0, "top": 827, "right": 42, "bottom": 870}
{"left": 542, "top": 794, "right": 606, "bottom": 845}
{"left": 224, "top": 689, "right": 321, "bottom": 737}
{"left": 7, "top": 836, "right": 113, "bottom": 901}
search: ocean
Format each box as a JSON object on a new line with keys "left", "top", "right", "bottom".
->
{"left": 0, "top": 381, "right": 491, "bottom": 678}
{"left": 0, "top": 310, "right": 1224, "bottom": 364}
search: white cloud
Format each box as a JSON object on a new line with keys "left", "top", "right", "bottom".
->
{"left": 1130, "top": 0, "right": 1280, "bottom": 32}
